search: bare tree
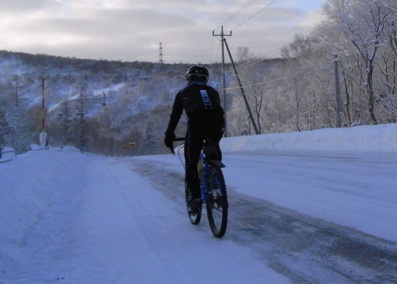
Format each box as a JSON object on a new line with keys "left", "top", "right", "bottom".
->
{"left": 236, "top": 47, "right": 256, "bottom": 63}
{"left": 281, "top": 35, "right": 318, "bottom": 131}
{"left": 324, "top": 0, "right": 394, "bottom": 124}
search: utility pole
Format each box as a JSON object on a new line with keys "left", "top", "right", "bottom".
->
{"left": 60, "top": 94, "right": 106, "bottom": 152}
{"left": 14, "top": 75, "right": 18, "bottom": 106}
{"left": 78, "top": 98, "right": 87, "bottom": 152}
{"left": 334, "top": 53, "right": 342, "bottom": 128}
{"left": 213, "top": 26, "right": 232, "bottom": 137}
{"left": 39, "top": 77, "right": 48, "bottom": 149}
{"left": 224, "top": 38, "right": 259, "bottom": 135}
{"left": 41, "top": 78, "right": 45, "bottom": 131}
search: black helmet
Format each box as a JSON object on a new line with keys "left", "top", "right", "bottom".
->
{"left": 185, "top": 65, "right": 209, "bottom": 83}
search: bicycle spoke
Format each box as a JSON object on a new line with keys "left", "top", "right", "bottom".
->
{"left": 206, "top": 166, "right": 228, "bottom": 238}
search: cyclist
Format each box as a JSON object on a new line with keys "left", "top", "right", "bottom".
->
{"left": 164, "top": 65, "right": 225, "bottom": 212}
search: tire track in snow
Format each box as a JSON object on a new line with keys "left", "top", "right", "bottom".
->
{"left": 134, "top": 159, "right": 397, "bottom": 283}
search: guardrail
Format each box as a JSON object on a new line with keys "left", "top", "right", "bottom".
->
{"left": 0, "top": 148, "right": 15, "bottom": 163}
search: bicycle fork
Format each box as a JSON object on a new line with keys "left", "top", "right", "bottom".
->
{"left": 198, "top": 155, "right": 209, "bottom": 203}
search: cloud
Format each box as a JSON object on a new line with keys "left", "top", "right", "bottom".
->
{"left": 0, "top": 0, "right": 51, "bottom": 13}
{"left": 298, "top": 9, "right": 325, "bottom": 29}
{"left": 0, "top": 0, "right": 325, "bottom": 63}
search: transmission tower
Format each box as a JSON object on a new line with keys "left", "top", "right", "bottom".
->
{"left": 159, "top": 42, "right": 164, "bottom": 63}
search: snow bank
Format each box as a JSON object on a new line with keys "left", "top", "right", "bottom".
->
{"left": 221, "top": 124, "right": 397, "bottom": 153}
{"left": 0, "top": 148, "right": 88, "bottom": 275}
{"left": 0, "top": 147, "right": 15, "bottom": 162}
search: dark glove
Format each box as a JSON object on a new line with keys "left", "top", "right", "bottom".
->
{"left": 164, "top": 132, "right": 175, "bottom": 149}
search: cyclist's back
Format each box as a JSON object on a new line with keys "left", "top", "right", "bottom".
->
{"left": 164, "top": 65, "right": 225, "bottom": 202}
{"left": 178, "top": 83, "right": 223, "bottom": 117}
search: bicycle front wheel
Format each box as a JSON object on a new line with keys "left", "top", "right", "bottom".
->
{"left": 206, "top": 166, "right": 228, "bottom": 238}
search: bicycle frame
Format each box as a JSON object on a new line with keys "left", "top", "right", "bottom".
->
{"left": 199, "top": 152, "right": 209, "bottom": 202}
{"left": 172, "top": 137, "right": 228, "bottom": 238}
{"left": 176, "top": 144, "right": 224, "bottom": 203}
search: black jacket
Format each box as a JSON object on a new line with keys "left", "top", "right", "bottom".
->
{"left": 166, "top": 82, "right": 224, "bottom": 134}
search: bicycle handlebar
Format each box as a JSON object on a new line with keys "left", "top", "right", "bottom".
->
{"left": 169, "top": 137, "right": 185, "bottom": 154}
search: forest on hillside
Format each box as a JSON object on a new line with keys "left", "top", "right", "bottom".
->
{"left": 1, "top": 0, "right": 397, "bottom": 155}
{"left": 228, "top": 0, "right": 397, "bottom": 136}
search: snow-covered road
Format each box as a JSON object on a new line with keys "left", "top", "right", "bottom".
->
{"left": 223, "top": 151, "right": 397, "bottom": 241}
{"left": 1, "top": 150, "right": 289, "bottom": 283}
{"left": 1, "top": 124, "right": 397, "bottom": 283}
{"left": 135, "top": 151, "right": 397, "bottom": 283}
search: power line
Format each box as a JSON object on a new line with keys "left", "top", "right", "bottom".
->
{"left": 234, "top": 57, "right": 266, "bottom": 70}
{"left": 232, "top": 0, "right": 279, "bottom": 31}
{"left": 211, "top": 0, "right": 281, "bottom": 64}
{"left": 223, "top": 69, "right": 308, "bottom": 93}
{"left": 215, "top": 0, "right": 257, "bottom": 30}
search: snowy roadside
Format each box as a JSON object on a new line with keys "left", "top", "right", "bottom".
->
{"left": 1, "top": 124, "right": 397, "bottom": 283}
{"left": 220, "top": 123, "right": 397, "bottom": 153}
{"left": 0, "top": 148, "right": 290, "bottom": 283}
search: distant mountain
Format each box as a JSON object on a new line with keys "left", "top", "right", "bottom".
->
{"left": 0, "top": 50, "right": 224, "bottom": 155}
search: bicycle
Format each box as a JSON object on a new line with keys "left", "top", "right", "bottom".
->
{"left": 170, "top": 138, "right": 228, "bottom": 238}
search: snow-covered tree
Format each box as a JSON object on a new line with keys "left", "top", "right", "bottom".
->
{"left": 324, "top": 0, "right": 394, "bottom": 123}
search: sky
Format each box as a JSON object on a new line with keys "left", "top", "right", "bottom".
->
{"left": 0, "top": 0, "right": 325, "bottom": 63}
{"left": 1, "top": 123, "right": 396, "bottom": 282}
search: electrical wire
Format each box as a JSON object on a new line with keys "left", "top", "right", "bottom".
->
{"left": 211, "top": 0, "right": 280, "bottom": 63}
{"left": 235, "top": 57, "right": 266, "bottom": 70}
{"left": 223, "top": 69, "right": 307, "bottom": 93}
{"left": 210, "top": 36, "right": 222, "bottom": 63}
{"left": 233, "top": 45, "right": 286, "bottom": 69}
{"left": 215, "top": 0, "right": 257, "bottom": 30}
{"left": 232, "top": 0, "right": 279, "bottom": 31}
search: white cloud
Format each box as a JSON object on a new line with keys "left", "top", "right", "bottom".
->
{"left": 298, "top": 9, "right": 325, "bottom": 29}
{"left": 0, "top": 0, "right": 325, "bottom": 63}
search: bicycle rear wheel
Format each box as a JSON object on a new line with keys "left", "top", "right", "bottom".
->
{"left": 185, "top": 187, "right": 201, "bottom": 225}
{"left": 206, "top": 166, "right": 228, "bottom": 238}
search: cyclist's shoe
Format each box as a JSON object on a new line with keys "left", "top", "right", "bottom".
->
{"left": 189, "top": 198, "right": 202, "bottom": 214}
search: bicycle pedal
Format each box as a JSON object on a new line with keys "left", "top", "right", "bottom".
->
{"left": 189, "top": 198, "right": 202, "bottom": 213}
{"left": 211, "top": 160, "right": 225, "bottom": 168}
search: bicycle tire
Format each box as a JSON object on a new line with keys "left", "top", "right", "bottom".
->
{"left": 185, "top": 186, "right": 201, "bottom": 225}
{"left": 206, "top": 166, "right": 228, "bottom": 238}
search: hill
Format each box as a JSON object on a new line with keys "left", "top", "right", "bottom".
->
{"left": 0, "top": 50, "right": 225, "bottom": 155}
{"left": 3, "top": 49, "right": 395, "bottom": 157}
